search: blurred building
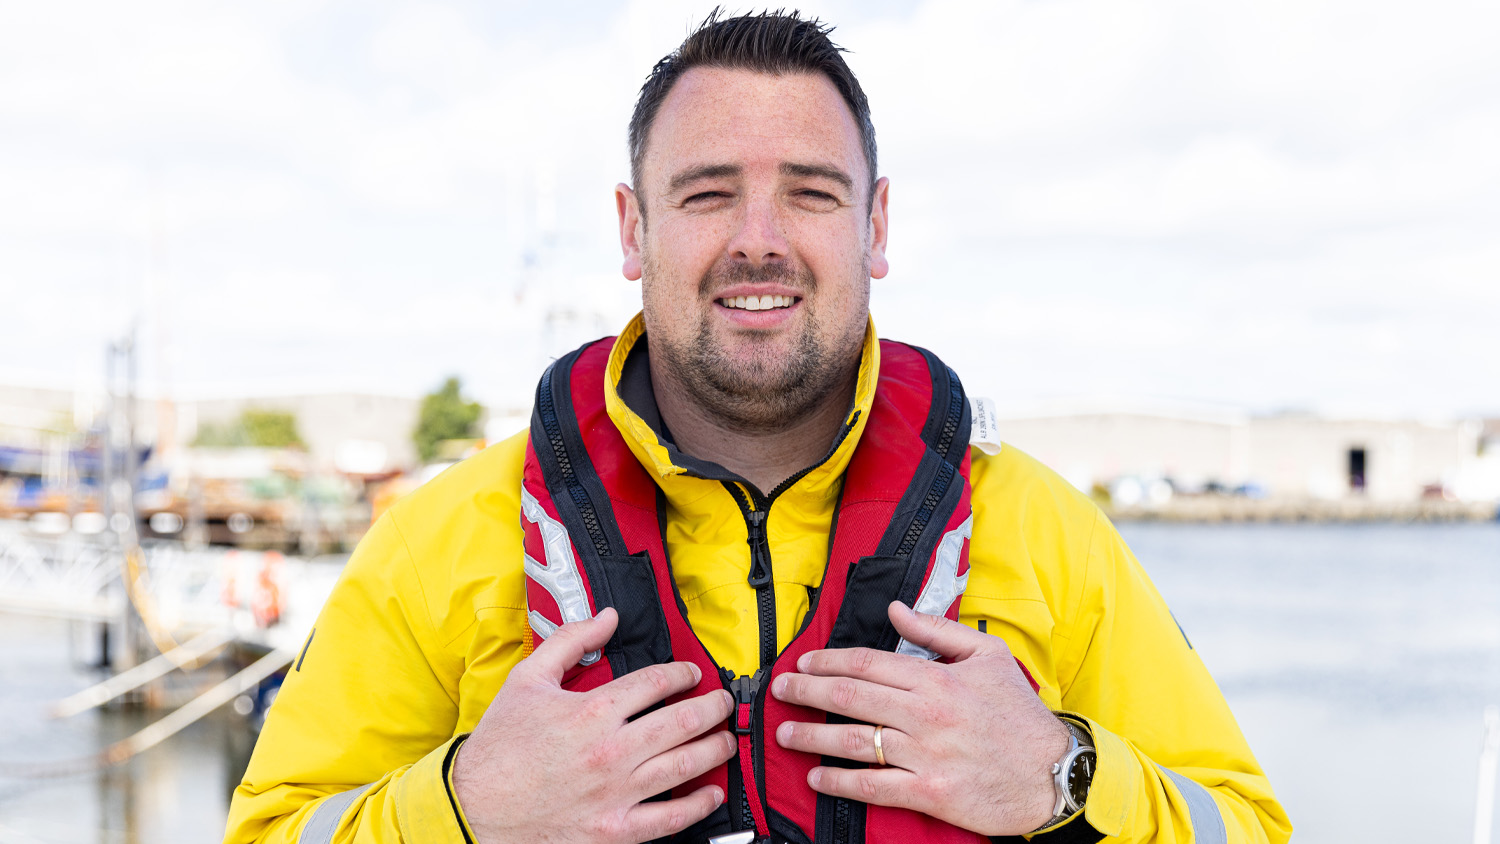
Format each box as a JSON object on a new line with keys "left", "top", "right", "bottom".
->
{"left": 995, "top": 400, "right": 1490, "bottom": 504}
{"left": 184, "top": 394, "right": 428, "bottom": 475}
{"left": 0, "top": 384, "right": 441, "bottom": 475}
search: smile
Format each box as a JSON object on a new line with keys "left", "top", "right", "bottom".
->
{"left": 719, "top": 295, "right": 799, "bottom": 311}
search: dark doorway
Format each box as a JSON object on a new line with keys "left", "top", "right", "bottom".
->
{"left": 1348, "top": 448, "right": 1367, "bottom": 493}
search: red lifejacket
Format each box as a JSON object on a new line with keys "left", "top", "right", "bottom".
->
{"left": 521, "top": 337, "right": 1029, "bottom": 844}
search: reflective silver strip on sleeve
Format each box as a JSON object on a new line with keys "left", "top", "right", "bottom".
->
{"left": 1160, "top": 767, "right": 1227, "bottom": 844}
{"left": 299, "top": 783, "right": 373, "bottom": 844}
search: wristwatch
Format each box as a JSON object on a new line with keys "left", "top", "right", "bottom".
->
{"left": 1037, "top": 720, "right": 1096, "bottom": 831}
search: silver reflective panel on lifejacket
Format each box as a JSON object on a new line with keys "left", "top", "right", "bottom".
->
{"left": 895, "top": 513, "right": 973, "bottom": 659}
{"left": 521, "top": 486, "right": 600, "bottom": 665}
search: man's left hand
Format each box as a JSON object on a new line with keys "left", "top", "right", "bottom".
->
{"left": 770, "top": 601, "right": 1070, "bottom": 837}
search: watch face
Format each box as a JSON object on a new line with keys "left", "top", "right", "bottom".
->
{"left": 1066, "top": 748, "right": 1096, "bottom": 806}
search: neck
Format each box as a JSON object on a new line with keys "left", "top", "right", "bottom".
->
{"left": 649, "top": 358, "right": 857, "bottom": 496}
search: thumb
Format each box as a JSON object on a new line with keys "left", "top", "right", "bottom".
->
{"left": 888, "top": 601, "right": 1006, "bottom": 662}
{"left": 523, "top": 606, "right": 618, "bottom": 683}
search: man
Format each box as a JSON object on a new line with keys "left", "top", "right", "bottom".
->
{"left": 225, "top": 11, "right": 1289, "bottom": 844}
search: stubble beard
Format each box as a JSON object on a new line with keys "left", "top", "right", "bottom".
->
{"left": 644, "top": 254, "right": 867, "bottom": 436}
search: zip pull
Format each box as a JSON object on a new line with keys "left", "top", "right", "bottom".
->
{"left": 745, "top": 509, "right": 772, "bottom": 589}
{"left": 729, "top": 670, "right": 763, "bottom": 734}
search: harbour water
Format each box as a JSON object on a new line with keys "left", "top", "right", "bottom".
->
{"left": 2, "top": 522, "right": 1498, "bottom": 842}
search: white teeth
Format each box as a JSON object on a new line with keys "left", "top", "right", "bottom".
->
{"left": 720, "top": 294, "right": 798, "bottom": 310}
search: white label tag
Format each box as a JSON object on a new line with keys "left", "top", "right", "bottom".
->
{"left": 969, "top": 397, "right": 1002, "bottom": 455}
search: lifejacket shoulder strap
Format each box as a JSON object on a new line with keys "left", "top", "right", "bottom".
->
{"left": 524, "top": 339, "right": 672, "bottom": 679}
{"left": 822, "top": 342, "right": 973, "bottom": 654}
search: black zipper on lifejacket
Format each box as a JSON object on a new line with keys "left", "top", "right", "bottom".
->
{"left": 536, "top": 363, "right": 612, "bottom": 557}
{"left": 892, "top": 376, "right": 965, "bottom": 559}
{"left": 833, "top": 797, "right": 850, "bottom": 844}
{"left": 729, "top": 669, "right": 771, "bottom": 839}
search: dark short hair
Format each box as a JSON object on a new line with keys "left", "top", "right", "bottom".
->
{"left": 628, "top": 8, "right": 877, "bottom": 207}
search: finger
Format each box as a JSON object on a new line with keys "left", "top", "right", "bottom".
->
{"left": 808, "top": 764, "right": 921, "bottom": 811}
{"left": 795, "top": 646, "right": 928, "bottom": 690}
{"left": 888, "top": 601, "right": 1008, "bottom": 662}
{"left": 521, "top": 607, "right": 619, "bottom": 682}
{"left": 622, "top": 688, "right": 735, "bottom": 757}
{"left": 594, "top": 661, "right": 705, "bottom": 719}
{"left": 776, "top": 721, "right": 910, "bottom": 769}
{"left": 772, "top": 672, "right": 916, "bottom": 732}
{"left": 630, "top": 729, "right": 738, "bottom": 799}
{"left": 623, "top": 783, "right": 725, "bottom": 841}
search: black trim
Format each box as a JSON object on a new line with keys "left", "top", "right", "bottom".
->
{"left": 1021, "top": 814, "right": 1106, "bottom": 844}
{"left": 294, "top": 627, "right": 315, "bottom": 672}
{"left": 441, "top": 736, "right": 477, "bottom": 844}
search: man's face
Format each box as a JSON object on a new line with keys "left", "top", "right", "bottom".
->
{"left": 616, "top": 66, "right": 889, "bottom": 432}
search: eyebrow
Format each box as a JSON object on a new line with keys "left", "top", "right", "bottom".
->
{"left": 665, "top": 162, "right": 857, "bottom": 195}
{"left": 667, "top": 164, "right": 742, "bottom": 194}
{"left": 780, "top": 162, "right": 854, "bottom": 192}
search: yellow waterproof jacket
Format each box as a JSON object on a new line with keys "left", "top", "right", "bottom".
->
{"left": 225, "top": 317, "right": 1290, "bottom": 844}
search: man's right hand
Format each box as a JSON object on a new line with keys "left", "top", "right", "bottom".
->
{"left": 452, "top": 607, "right": 736, "bottom": 844}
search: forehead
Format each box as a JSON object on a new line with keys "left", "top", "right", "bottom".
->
{"left": 641, "top": 66, "right": 866, "bottom": 189}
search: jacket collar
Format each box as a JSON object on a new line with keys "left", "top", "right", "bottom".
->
{"left": 603, "top": 312, "right": 880, "bottom": 503}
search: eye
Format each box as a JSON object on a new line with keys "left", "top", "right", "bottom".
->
{"left": 795, "top": 189, "right": 841, "bottom": 208}
{"left": 685, "top": 191, "right": 731, "bottom": 204}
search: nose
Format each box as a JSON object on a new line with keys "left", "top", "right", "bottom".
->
{"left": 725, "top": 192, "right": 788, "bottom": 266}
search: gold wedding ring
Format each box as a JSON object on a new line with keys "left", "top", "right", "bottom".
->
{"left": 872, "top": 724, "right": 886, "bottom": 766}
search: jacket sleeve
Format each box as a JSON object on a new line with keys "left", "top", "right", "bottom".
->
{"left": 1047, "top": 509, "right": 1292, "bottom": 844}
{"left": 223, "top": 512, "right": 472, "bottom": 844}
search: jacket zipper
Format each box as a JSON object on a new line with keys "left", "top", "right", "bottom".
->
{"left": 744, "top": 505, "right": 777, "bottom": 671}
{"left": 726, "top": 487, "right": 777, "bottom": 840}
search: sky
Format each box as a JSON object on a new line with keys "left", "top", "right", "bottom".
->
{"left": 0, "top": 0, "right": 1496, "bottom": 420}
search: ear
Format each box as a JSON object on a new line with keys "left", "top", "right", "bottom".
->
{"left": 616, "top": 183, "right": 644, "bottom": 281}
{"left": 867, "top": 177, "right": 890, "bottom": 280}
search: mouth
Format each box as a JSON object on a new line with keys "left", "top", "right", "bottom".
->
{"left": 717, "top": 294, "right": 801, "bottom": 312}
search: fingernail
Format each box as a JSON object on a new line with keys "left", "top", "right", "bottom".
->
{"left": 808, "top": 768, "right": 822, "bottom": 788}
{"left": 772, "top": 675, "right": 788, "bottom": 698}
{"left": 712, "top": 786, "right": 724, "bottom": 806}
{"left": 688, "top": 663, "right": 702, "bottom": 684}
{"left": 777, "top": 722, "right": 793, "bottom": 744}
{"left": 894, "top": 601, "right": 912, "bottom": 615}
{"left": 721, "top": 690, "right": 734, "bottom": 708}
{"left": 796, "top": 653, "right": 812, "bottom": 672}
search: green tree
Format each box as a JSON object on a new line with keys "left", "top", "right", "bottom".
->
{"left": 414, "top": 377, "right": 483, "bottom": 462}
{"left": 192, "top": 409, "right": 304, "bottom": 448}
{"left": 241, "top": 409, "right": 304, "bottom": 448}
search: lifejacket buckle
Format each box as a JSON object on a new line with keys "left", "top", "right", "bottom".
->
{"left": 706, "top": 832, "right": 758, "bottom": 844}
